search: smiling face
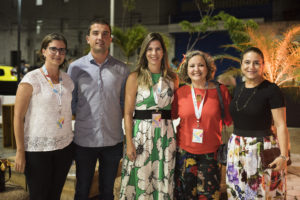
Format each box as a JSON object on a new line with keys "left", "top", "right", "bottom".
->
{"left": 42, "top": 40, "right": 66, "bottom": 67}
{"left": 146, "top": 40, "right": 164, "bottom": 70}
{"left": 187, "top": 55, "right": 208, "bottom": 84}
{"left": 86, "top": 23, "right": 112, "bottom": 54}
{"left": 241, "top": 51, "right": 264, "bottom": 82}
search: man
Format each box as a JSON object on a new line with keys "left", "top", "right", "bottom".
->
{"left": 170, "top": 57, "right": 179, "bottom": 70}
{"left": 68, "top": 19, "right": 129, "bottom": 200}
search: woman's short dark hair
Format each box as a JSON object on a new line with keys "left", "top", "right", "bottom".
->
{"left": 241, "top": 47, "right": 265, "bottom": 64}
{"left": 179, "top": 50, "right": 216, "bottom": 84}
{"left": 40, "top": 33, "right": 68, "bottom": 68}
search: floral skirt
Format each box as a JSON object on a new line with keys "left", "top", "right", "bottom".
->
{"left": 174, "top": 148, "right": 220, "bottom": 200}
{"left": 119, "top": 119, "right": 176, "bottom": 200}
{"left": 226, "top": 134, "right": 286, "bottom": 200}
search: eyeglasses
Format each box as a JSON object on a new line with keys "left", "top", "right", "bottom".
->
{"left": 48, "top": 47, "right": 67, "bottom": 55}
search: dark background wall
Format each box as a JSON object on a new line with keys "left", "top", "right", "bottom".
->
{"left": 173, "top": 31, "right": 240, "bottom": 76}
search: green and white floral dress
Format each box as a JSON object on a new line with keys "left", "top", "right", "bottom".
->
{"left": 120, "top": 73, "right": 176, "bottom": 200}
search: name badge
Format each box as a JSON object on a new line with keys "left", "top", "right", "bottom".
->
{"left": 192, "top": 129, "right": 203, "bottom": 143}
{"left": 57, "top": 117, "right": 64, "bottom": 129}
{"left": 152, "top": 111, "right": 162, "bottom": 128}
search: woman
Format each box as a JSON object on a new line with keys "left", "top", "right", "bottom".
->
{"left": 172, "top": 50, "right": 232, "bottom": 199}
{"left": 14, "top": 33, "right": 74, "bottom": 200}
{"left": 119, "top": 32, "right": 178, "bottom": 199}
{"left": 226, "top": 47, "right": 289, "bottom": 199}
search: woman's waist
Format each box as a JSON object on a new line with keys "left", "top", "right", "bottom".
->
{"left": 234, "top": 128, "right": 273, "bottom": 137}
{"left": 24, "top": 134, "right": 73, "bottom": 150}
{"left": 178, "top": 142, "right": 220, "bottom": 155}
{"left": 177, "top": 131, "right": 221, "bottom": 154}
{"left": 24, "top": 125, "right": 73, "bottom": 137}
{"left": 133, "top": 109, "right": 171, "bottom": 119}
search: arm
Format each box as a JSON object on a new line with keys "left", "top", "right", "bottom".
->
{"left": 269, "top": 107, "right": 289, "bottom": 171}
{"left": 171, "top": 89, "right": 179, "bottom": 120}
{"left": 124, "top": 72, "right": 138, "bottom": 161}
{"left": 221, "top": 85, "right": 233, "bottom": 126}
{"left": 173, "top": 74, "right": 179, "bottom": 90}
{"left": 14, "top": 83, "right": 33, "bottom": 173}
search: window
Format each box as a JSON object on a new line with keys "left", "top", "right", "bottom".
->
{"left": 36, "top": 0, "right": 43, "bottom": 6}
{"left": 36, "top": 20, "right": 43, "bottom": 34}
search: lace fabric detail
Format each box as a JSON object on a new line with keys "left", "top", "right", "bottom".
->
{"left": 21, "top": 69, "right": 74, "bottom": 151}
{"left": 24, "top": 134, "right": 73, "bottom": 151}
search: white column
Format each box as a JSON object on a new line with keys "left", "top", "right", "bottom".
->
{"left": 110, "top": 0, "right": 115, "bottom": 56}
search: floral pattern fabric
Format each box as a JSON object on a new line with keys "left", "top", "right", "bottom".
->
{"left": 174, "top": 148, "right": 220, "bottom": 200}
{"left": 226, "top": 134, "right": 286, "bottom": 200}
{"left": 120, "top": 74, "right": 176, "bottom": 200}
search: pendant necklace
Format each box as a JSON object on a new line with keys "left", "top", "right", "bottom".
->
{"left": 191, "top": 82, "right": 208, "bottom": 128}
{"left": 196, "top": 94, "right": 202, "bottom": 102}
{"left": 235, "top": 84, "right": 257, "bottom": 112}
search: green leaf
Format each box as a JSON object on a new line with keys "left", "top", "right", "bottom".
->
{"left": 112, "top": 25, "right": 147, "bottom": 63}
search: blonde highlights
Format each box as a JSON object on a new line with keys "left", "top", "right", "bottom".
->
{"left": 135, "top": 32, "right": 176, "bottom": 88}
{"left": 178, "top": 50, "right": 216, "bottom": 84}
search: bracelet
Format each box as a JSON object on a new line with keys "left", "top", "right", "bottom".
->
{"left": 279, "top": 155, "right": 289, "bottom": 161}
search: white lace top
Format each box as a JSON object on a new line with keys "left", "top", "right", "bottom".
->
{"left": 21, "top": 69, "right": 74, "bottom": 151}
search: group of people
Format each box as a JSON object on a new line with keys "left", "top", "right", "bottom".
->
{"left": 13, "top": 18, "right": 290, "bottom": 200}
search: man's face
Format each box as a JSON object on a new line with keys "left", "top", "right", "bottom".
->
{"left": 86, "top": 23, "right": 112, "bottom": 54}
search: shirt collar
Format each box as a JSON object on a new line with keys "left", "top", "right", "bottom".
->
{"left": 88, "top": 52, "right": 111, "bottom": 67}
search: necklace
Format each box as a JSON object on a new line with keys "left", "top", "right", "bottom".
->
{"left": 235, "top": 84, "right": 257, "bottom": 112}
{"left": 196, "top": 94, "right": 202, "bottom": 102}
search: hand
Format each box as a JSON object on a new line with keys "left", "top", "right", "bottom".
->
{"left": 15, "top": 150, "right": 26, "bottom": 173}
{"left": 126, "top": 141, "right": 136, "bottom": 161}
{"left": 269, "top": 156, "right": 286, "bottom": 171}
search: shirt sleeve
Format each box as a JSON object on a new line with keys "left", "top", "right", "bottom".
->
{"left": 67, "top": 64, "right": 78, "bottom": 115}
{"left": 269, "top": 83, "right": 285, "bottom": 109}
{"left": 120, "top": 67, "right": 130, "bottom": 111}
{"left": 20, "top": 71, "right": 39, "bottom": 96}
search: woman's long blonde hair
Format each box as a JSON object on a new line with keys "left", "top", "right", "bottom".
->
{"left": 135, "top": 32, "right": 176, "bottom": 88}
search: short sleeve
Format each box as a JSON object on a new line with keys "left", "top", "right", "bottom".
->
{"left": 269, "top": 83, "right": 285, "bottom": 109}
{"left": 20, "top": 70, "right": 41, "bottom": 95}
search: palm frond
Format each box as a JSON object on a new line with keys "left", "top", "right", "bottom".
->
{"left": 246, "top": 25, "right": 300, "bottom": 86}
{"left": 214, "top": 54, "right": 241, "bottom": 63}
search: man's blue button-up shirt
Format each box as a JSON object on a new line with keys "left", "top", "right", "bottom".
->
{"left": 67, "top": 52, "right": 130, "bottom": 147}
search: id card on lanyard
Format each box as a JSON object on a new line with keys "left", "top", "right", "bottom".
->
{"left": 42, "top": 65, "right": 64, "bottom": 129}
{"left": 152, "top": 77, "right": 163, "bottom": 128}
{"left": 191, "top": 83, "right": 207, "bottom": 143}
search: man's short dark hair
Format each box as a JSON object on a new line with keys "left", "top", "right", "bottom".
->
{"left": 87, "top": 18, "right": 111, "bottom": 36}
{"left": 172, "top": 57, "right": 178, "bottom": 63}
